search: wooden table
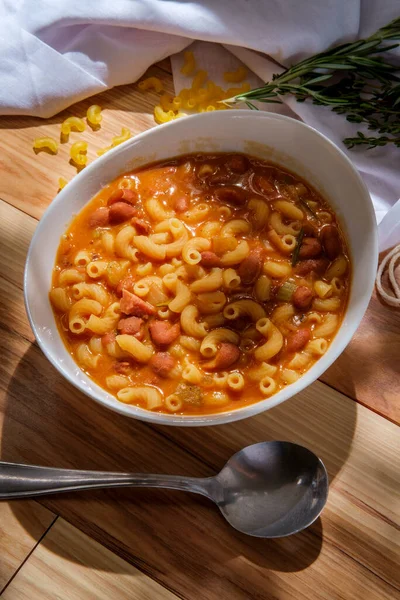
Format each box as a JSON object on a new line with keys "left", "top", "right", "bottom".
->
{"left": 0, "top": 60, "right": 399, "bottom": 600}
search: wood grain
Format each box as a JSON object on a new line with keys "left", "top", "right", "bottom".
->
{"left": 0, "top": 64, "right": 173, "bottom": 220}
{"left": 2, "top": 518, "right": 178, "bottom": 600}
{"left": 0, "top": 502, "right": 56, "bottom": 591}
{"left": 0, "top": 201, "right": 399, "bottom": 599}
{"left": 0, "top": 62, "right": 398, "bottom": 423}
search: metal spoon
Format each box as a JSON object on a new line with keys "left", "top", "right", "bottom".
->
{"left": 0, "top": 441, "right": 328, "bottom": 538}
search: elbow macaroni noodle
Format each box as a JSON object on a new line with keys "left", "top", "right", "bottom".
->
{"left": 50, "top": 152, "right": 350, "bottom": 415}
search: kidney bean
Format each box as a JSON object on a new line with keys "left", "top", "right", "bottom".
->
{"left": 293, "top": 286, "right": 313, "bottom": 310}
{"left": 214, "top": 185, "right": 247, "bottom": 206}
{"left": 113, "top": 361, "right": 132, "bottom": 375}
{"left": 131, "top": 217, "right": 150, "bottom": 234}
{"left": 117, "top": 316, "right": 144, "bottom": 337}
{"left": 149, "top": 352, "right": 176, "bottom": 378}
{"left": 200, "top": 251, "right": 223, "bottom": 268}
{"left": 286, "top": 328, "right": 311, "bottom": 353}
{"left": 238, "top": 249, "right": 263, "bottom": 285}
{"left": 116, "top": 276, "right": 135, "bottom": 297}
{"left": 255, "top": 175, "right": 275, "bottom": 195}
{"left": 225, "top": 155, "right": 249, "bottom": 173}
{"left": 175, "top": 196, "right": 190, "bottom": 212}
{"left": 102, "top": 332, "right": 116, "bottom": 346}
{"left": 107, "top": 188, "right": 137, "bottom": 206}
{"left": 209, "top": 172, "right": 232, "bottom": 185}
{"left": 298, "top": 237, "right": 322, "bottom": 259}
{"left": 109, "top": 202, "right": 137, "bottom": 224}
{"left": 295, "top": 258, "right": 329, "bottom": 276}
{"left": 321, "top": 225, "right": 341, "bottom": 260}
{"left": 149, "top": 321, "right": 180, "bottom": 346}
{"left": 302, "top": 221, "right": 318, "bottom": 237}
{"left": 203, "top": 343, "right": 240, "bottom": 371}
{"left": 88, "top": 207, "right": 110, "bottom": 228}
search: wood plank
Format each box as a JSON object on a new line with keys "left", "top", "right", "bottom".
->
{"left": 0, "top": 202, "right": 398, "bottom": 599}
{"left": 0, "top": 502, "right": 56, "bottom": 591}
{"left": 2, "top": 518, "right": 178, "bottom": 600}
{"left": 321, "top": 286, "right": 400, "bottom": 424}
{"left": 0, "top": 64, "right": 174, "bottom": 220}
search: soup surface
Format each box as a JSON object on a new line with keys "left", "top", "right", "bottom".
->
{"left": 50, "top": 153, "right": 350, "bottom": 415}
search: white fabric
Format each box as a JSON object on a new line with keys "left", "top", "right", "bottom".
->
{"left": 0, "top": 0, "right": 399, "bottom": 245}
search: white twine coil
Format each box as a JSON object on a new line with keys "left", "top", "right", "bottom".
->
{"left": 376, "top": 244, "right": 400, "bottom": 308}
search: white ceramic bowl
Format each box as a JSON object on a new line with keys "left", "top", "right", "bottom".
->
{"left": 24, "top": 111, "right": 378, "bottom": 426}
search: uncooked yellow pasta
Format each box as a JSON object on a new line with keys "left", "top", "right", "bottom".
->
{"left": 154, "top": 106, "right": 176, "bottom": 124}
{"left": 87, "top": 105, "right": 102, "bottom": 127}
{"left": 61, "top": 117, "right": 86, "bottom": 136}
{"left": 181, "top": 51, "right": 196, "bottom": 76}
{"left": 33, "top": 137, "right": 58, "bottom": 154}
{"left": 138, "top": 77, "right": 164, "bottom": 93}
{"left": 223, "top": 66, "right": 247, "bottom": 83}
{"left": 70, "top": 141, "right": 88, "bottom": 166}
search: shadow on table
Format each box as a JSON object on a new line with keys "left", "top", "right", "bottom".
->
{"left": 1, "top": 342, "right": 355, "bottom": 588}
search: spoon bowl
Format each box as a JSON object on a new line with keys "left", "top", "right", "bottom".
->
{"left": 0, "top": 441, "right": 328, "bottom": 538}
{"left": 215, "top": 441, "right": 328, "bottom": 537}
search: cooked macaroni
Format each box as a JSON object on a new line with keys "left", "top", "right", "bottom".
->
{"left": 50, "top": 152, "right": 350, "bottom": 415}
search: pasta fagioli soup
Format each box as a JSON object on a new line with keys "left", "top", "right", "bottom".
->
{"left": 50, "top": 153, "right": 350, "bottom": 415}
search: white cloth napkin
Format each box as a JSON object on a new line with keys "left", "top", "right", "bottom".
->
{"left": 1, "top": 0, "right": 399, "bottom": 246}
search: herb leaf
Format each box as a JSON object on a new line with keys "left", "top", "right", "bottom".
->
{"left": 225, "top": 17, "right": 400, "bottom": 150}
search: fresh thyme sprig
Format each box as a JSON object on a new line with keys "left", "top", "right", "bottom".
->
{"left": 224, "top": 17, "right": 400, "bottom": 150}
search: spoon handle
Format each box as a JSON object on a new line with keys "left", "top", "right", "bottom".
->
{"left": 0, "top": 461, "right": 214, "bottom": 500}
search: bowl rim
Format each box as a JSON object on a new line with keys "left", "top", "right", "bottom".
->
{"left": 24, "top": 110, "right": 378, "bottom": 426}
